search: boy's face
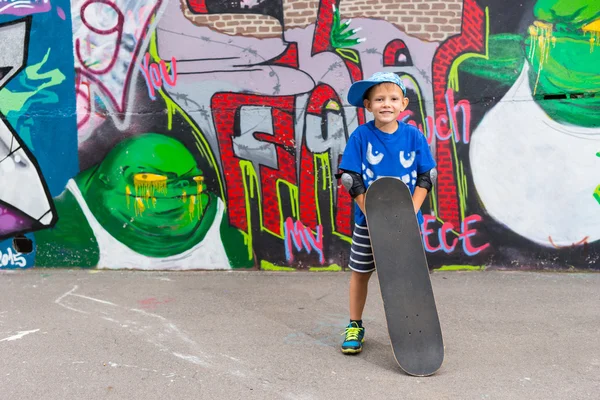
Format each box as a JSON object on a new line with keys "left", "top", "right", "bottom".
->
{"left": 363, "top": 82, "right": 409, "bottom": 126}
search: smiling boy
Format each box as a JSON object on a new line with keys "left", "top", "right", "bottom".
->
{"left": 336, "top": 72, "right": 437, "bottom": 354}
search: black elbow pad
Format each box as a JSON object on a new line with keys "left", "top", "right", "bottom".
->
{"left": 335, "top": 170, "right": 366, "bottom": 198}
{"left": 415, "top": 168, "right": 437, "bottom": 192}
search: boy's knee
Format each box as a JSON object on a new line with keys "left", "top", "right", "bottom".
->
{"left": 352, "top": 270, "right": 374, "bottom": 281}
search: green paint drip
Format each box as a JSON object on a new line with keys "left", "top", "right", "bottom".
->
{"left": 309, "top": 264, "right": 342, "bottom": 272}
{"left": 260, "top": 260, "right": 295, "bottom": 271}
{"left": 259, "top": 261, "right": 342, "bottom": 272}
{"left": 437, "top": 265, "right": 485, "bottom": 271}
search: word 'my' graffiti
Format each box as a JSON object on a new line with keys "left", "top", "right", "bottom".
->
{"left": 284, "top": 217, "right": 324, "bottom": 264}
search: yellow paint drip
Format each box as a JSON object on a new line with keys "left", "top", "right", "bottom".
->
{"left": 187, "top": 194, "right": 204, "bottom": 221}
{"left": 194, "top": 176, "right": 204, "bottom": 195}
{"left": 528, "top": 21, "right": 554, "bottom": 95}
{"left": 583, "top": 19, "right": 600, "bottom": 53}
{"left": 189, "top": 195, "right": 196, "bottom": 220}
{"left": 135, "top": 197, "right": 145, "bottom": 216}
{"left": 125, "top": 185, "right": 131, "bottom": 209}
{"left": 133, "top": 173, "right": 168, "bottom": 199}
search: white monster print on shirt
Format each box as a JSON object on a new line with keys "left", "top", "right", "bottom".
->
{"left": 367, "top": 142, "right": 384, "bottom": 165}
{"left": 400, "top": 151, "right": 415, "bottom": 168}
{"left": 401, "top": 171, "right": 417, "bottom": 186}
{"left": 362, "top": 143, "right": 419, "bottom": 189}
{"left": 400, "top": 151, "right": 417, "bottom": 187}
{"left": 363, "top": 142, "right": 384, "bottom": 187}
{"left": 362, "top": 163, "right": 375, "bottom": 186}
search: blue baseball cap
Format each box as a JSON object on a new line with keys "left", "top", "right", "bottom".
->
{"left": 347, "top": 71, "right": 407, "bottom": 108}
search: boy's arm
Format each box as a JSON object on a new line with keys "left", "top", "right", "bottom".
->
{"left": 337, "top": 170, "right": 366, "bottom": 213}
{"left": 413, "top": 168, "right": 437, "bottom": 213}
{"left": 354, "top": 193, "right": 366, "bottom": 214}
{"left": 412, "top": 186, "right": 428, "bottom": 213}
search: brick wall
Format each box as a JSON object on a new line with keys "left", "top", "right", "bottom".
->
{"left": 181, "top": 4, "right": 283, "bottom": 38}
{"left": 181, "top": 0, "right": 464, "bottom": 41}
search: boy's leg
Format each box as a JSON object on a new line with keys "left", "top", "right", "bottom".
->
{"left": 349, "top": 270, "right": 373, "bottom": 321}
{"left": 342, "top": 223, "right": 375, "bottom": 354}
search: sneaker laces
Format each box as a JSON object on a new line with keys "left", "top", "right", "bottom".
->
{"left": 342, "top": 325, "right": 362, "bottom": 341}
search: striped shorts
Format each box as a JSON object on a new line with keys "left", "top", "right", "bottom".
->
{"left": 348, "top": 224, "right": 375, "bottom": 273}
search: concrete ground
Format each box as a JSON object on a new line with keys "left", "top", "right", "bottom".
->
{"left": 0, "top": 269, "right": 598, "bottom": 399}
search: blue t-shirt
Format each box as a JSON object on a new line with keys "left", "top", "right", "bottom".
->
{"left": 339, "top": 120, "right": 436, "bottom": 227}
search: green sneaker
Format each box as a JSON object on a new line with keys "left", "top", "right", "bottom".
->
{"left": 341, "top": 322, "right": 365, "bottom": 354}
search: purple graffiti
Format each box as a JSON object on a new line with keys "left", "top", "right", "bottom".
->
{"left": 0, "top": 0, "right": 51, "bottom": 16}
{"left": 0, "top": 205, "right": 35, "bottom": 237}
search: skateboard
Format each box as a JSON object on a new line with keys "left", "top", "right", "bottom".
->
{"left": 364, "top": 176, "right": 444, "bottom": 376}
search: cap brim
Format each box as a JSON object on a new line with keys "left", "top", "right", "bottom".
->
{"left": 347, "top": 80, "right": 380, "bottom": 108}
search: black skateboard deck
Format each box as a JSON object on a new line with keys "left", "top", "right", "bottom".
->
{"left": 364, "top": 176, "right": 444, "bottom": 376}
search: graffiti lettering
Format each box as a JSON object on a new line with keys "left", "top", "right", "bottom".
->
{"left": 140, "top": 53, "right": 177, "bottom": 100}
{"left": 403, "top": 88, "right": 471, "bottom": 145}
{"left": 214, "top": 93, "right": 296, "bottom": 235}
{"left": 0, "top": 246, "right": 26, "bottom": 268}
{"left": 422, "top": 214, "right": 490, "bottom": 256}
{"left": 214, "top": 92, "right": 351, "bottom": 238}
{"left": 76, "top": 0, "right": 125, "bottom": 76}
{"left": 284, "top": 217, "right": 324, "bottom": 264}
{"left": 73, "top": 0, "right": 163, "bottom": 139}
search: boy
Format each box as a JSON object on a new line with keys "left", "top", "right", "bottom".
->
{"left": 337, "top": 71, "right": 437, "bottom": 354}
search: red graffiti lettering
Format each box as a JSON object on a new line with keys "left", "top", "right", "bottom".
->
{"left": 421, "top": 214, "right": 489, "bottom": 256}
{"left": 422, "top": 214, "right": 441, "bottom": 252}
{"left": 460, "top": 214, "right": 490, "bottom": 256}
{"left": 405, "top": 88, "right": 472, "bottom": 145}
{"left": 440, "top": 221, "right": 458, "bottom": 253}
{"left": 140, "top": 53, "right": 177, "bottom": 101}
{"left": 213, "top": 88, "right": 352, "bottom": 238}
{"left": 436, "top": 114, "right": 451, "bottom": 141}
{"left": 213, "top": 93, "right": 296, "bottom": 236}
{"left": 284, "top": 218, "right": 324, "bottom": 264}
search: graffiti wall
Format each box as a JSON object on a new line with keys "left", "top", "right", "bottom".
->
{"left": 0, "top": 1, "right": 78, "bottom": 269}
{"left": 0, "top": 0, "right": 598, "bottom": 271}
